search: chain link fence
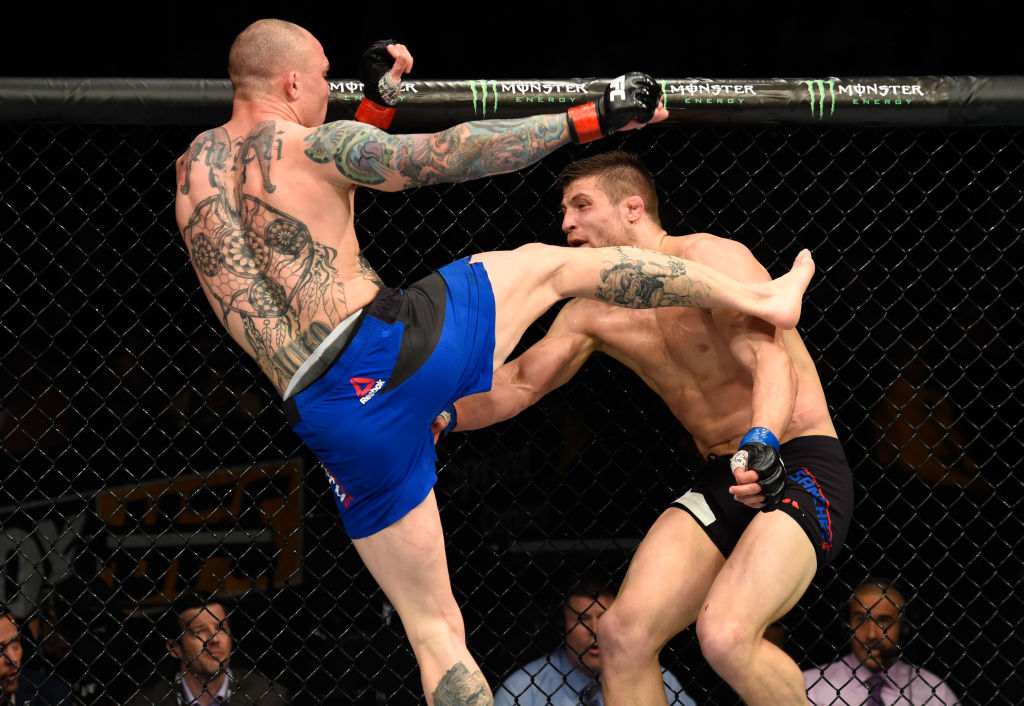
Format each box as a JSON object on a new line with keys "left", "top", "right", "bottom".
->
{"left": 2, "top": 82, "right": 1022, "bottom": 704}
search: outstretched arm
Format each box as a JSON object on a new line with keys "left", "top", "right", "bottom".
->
{"left": 306, "top": 66, "right": 666, "bottom": 191}
{"left": 305, "top": 114, "right": 574, "bottom": 190}
{"left": 444, "top": 303, "right": 599, "bottom": 433}
{"left": 335, "top": 39, "right": 570, "bottom": 189}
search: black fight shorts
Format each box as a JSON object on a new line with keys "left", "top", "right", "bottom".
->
{"left": 670, "top": 435, "right": 854, "bottom": 568}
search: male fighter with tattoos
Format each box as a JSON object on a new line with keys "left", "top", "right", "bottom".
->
{"left": 174, "top": 21, "right": 815, "bottom": 705}
{"left": 444, "top": 151, "right": 853, "bottom": 705}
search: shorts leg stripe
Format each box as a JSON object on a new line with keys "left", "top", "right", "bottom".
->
{"left": 674, "top": 491, "right": 717, "bottom": 527}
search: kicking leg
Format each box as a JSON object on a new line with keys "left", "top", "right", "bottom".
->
{"left": 600, "top": 508, "right": 725, "bottom": 706}
{"left": 473, "top": 244, "right": 814, "bottom": 368}
{"left": 555, "top": 245, "right": 814, "bottom": 330}
{"left": 695, "top": 510, "right": 816, "bottom": 706}
{"left": 352, "top": 491, "right": 492, "bottom": 705}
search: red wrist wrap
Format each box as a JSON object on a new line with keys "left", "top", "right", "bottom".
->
{"left": 567, "top": 102, "right": 603, "bottom": 143}
{"left": 355, "top": 98, "right": 396, "bottom": 129}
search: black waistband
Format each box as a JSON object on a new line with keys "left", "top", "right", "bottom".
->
{"left": 367, "top": 285, "right": 402, "bottom": 324}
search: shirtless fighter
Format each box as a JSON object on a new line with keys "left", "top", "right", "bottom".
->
{"left": 445, "top": 151, "right": 851, "bottom": 705}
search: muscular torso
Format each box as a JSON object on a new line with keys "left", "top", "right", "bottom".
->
{"left": 174, "top": 119, "right": 383, "bottom": 395}
{"left": 568, "top": 236, "right": 836, "bottom": 457}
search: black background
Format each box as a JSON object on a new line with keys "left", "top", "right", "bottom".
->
{"left": 2, "top": 2, "right": 1021, "bottom": 80}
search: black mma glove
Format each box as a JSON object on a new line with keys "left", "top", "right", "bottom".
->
{"left": 355, "top": 39, "right": 401, "bottom": 129}
{"left": 730, "top": 427, "right": 787, "bottom": 510}
{"left": 566, "top": 72, "right": 662, "bottom": 144}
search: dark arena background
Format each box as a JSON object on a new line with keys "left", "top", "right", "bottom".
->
{"left": 2, "top": 71, "right": 1023, "bottom": 705}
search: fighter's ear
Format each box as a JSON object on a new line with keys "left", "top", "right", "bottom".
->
{"left": 284, "top": 70, "right": 301, "bottom": 101}
{"left": 624, "top": 195, "right": 645, "bottom": 223}
{"left": 167, "top": 638, "right": 181, "bottom": 659}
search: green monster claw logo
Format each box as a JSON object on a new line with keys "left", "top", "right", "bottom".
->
{"left": 471, "top": 80, "right": 500, "bottom": 117}
{"left": 804, "top": 79, "right": 837, "bottom": 119}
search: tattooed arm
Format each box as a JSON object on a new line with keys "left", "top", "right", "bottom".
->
{"left": 312, "top": 68, "right": 665, "bottom": 191}
{"left": 303, "top": 115, "right": 571, "bottom": 191}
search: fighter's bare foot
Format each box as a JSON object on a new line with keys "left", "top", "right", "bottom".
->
{"left": 764, "top": 249, "right": 815, "bottom": 330}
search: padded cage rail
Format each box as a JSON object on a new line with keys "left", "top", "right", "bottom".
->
{"left": 3, "top": 75, "right": 1024, "bottom": 126}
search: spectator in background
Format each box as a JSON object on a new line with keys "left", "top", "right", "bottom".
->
{"left": 493, "top": 578, "right": 695, "bottom": 706}
{"left": 803, "top": 577, "right": 960, "bottom": 705}
{"left": 127, "top": 591, "right": 289, "bottom": 706}
{"left": 1, "top": 605, "right": 73, "bottom": 705}
{"left": 24, "top": 593, "right": 119, "bottom": 705}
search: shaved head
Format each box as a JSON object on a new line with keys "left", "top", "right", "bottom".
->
{"left": 228, "top": 19, "right": 318, "bottom": 94}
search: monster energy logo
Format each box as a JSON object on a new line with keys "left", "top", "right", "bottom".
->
{"left": 804, "top": 79, "right": 837, "bottom": 119}
{"left": 471, "top": 80, "right": 500, "bottom": 117}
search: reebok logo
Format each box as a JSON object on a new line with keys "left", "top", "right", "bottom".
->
{"left": 350, "top": 376, "right": 386, "bottom": 404}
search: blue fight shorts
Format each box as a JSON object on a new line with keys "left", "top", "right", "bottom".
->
{"left": 671, "top": 435, "right": 854, "bottom": 568}
{"left": 283, "top": 259, "right": 496, "bottom": 539}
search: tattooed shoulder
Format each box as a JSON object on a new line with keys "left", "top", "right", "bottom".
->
{"left": 180, "top": 127, "right": 232, "bottom": 196}
{"left": 304, "top": 121, "right": 403, "bottom": 187}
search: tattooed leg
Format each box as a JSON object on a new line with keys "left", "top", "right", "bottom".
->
{"left": 431, "top": 663, "right": 493, "bottom": 706}
{"left": 472, "top": 243, "right": 814, "bottom": 369}
{"left": 351, "top": 493, "right": 490, "bottom": 706}
{"left": 580, "top": 245, "right": 813, "bottom": 329}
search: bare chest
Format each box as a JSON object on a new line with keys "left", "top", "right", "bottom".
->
{"left": 597, "top": 308, "right": 742, "bottom": 388}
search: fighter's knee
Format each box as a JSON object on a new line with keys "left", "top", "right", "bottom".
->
{"left": 696, "top": 612, "right": 751, "bottom": 672}
{"left": 599, "top": 605, "right": 659, "bottom": 663}
{"left": 407, "top": 604, "right": 467, "bottom": 652}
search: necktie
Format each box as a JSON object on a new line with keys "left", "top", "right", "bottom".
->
{"left": 865, "top": 673, "right": 885, "bottom": 706}
{"left": 579, "top": 679, "right": 599, "bottom": 706}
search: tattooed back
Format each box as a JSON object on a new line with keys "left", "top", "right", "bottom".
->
{"left": 174, "top": 119, "right": 385, "bottom": 395}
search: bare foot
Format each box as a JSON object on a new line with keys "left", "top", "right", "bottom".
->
{"left": 763, "top": 249, "right": 815, "bottom": 329}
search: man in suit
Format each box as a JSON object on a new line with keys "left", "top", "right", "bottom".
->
{"left": 127, "top": 591, "right": 289, "bottom": 706}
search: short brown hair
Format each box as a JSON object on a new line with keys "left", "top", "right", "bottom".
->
{"left": 562, "top": 576, "right": 618, "bottom": 614}
{"left": 228, "top": 19, "right": 311, "bottom": 93}
{"left": 556, "top": 150, "right": 661, "bottom": 226}
{"left": 162, "top": 590, "right": 228, "bottom": 642}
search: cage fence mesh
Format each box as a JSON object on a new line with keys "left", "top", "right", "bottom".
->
{"left": 1, "top": 114, "right": 1022, "bottom": 705}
